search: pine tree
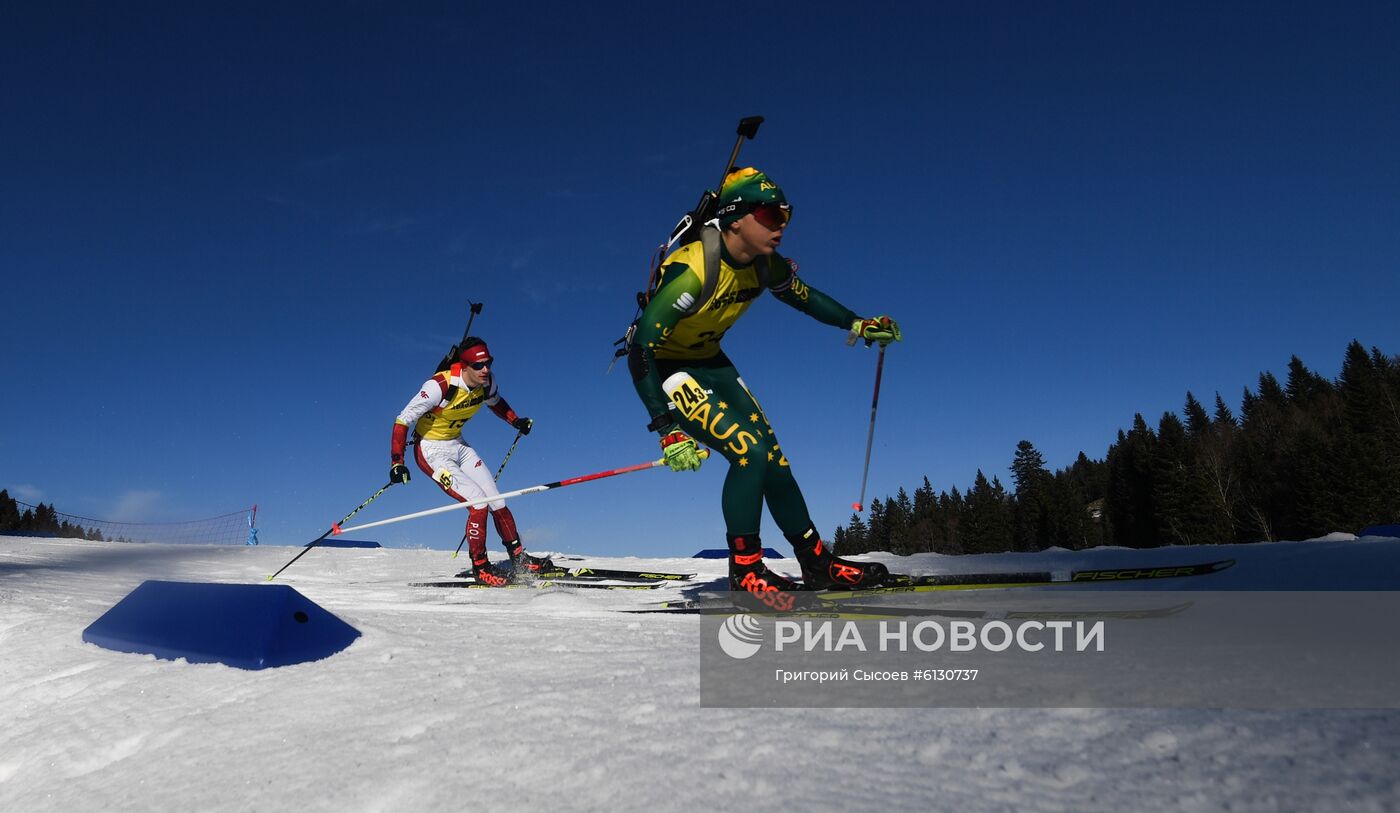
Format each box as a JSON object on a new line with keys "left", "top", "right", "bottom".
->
{"left": 834, "top": 509, "right": 868, "bottom": 554}
{"left": 865, "top": 498, "right": 889, "bottom": 554}
{"left": 1106, "top": 415, "right": 1161, "bottom": 548}
{"left": 1213, "top": 392, "right": 1236, "bottom": 426}
{"left": 1010, "top": 440, "right": 1050, "bottom": 551}
{"left": 962, "top": 471, "right": 1013, "bottom": 554}
{"left": 941, "top": 487, "right": 965, "bottom": 554}
{"left": 911, "top": 477, "right": 939, "bottom": 553}
{"left": 1045, "top": 470, "right": 1094, "bottom": 549}
{"left": 1184, "top": 392, "right": 1211, "bottom": 437}
{"left": 1198, "top": 392, "right": 1242, "bottom": 540}
{"left": 1155, "top": 411, "right": 1232, "bottom": 545}
{"left": 0, "top": 490, "right": 20, "bottom": 532}
{"left": 887, "top": 488, "right": 914, "bottom": 554}
{"left": 1238, "top": 378, "right": 1287, "bottom": 541}
{"left": 1336, "top": 341, "right": 1400, "bottom": 529}
{"left": 1285, "top": 356, "right": 1333, "bottom": 406}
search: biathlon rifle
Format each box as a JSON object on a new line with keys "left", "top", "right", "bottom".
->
{"left": 608, "top": 116, "right": 764, "bottom": 372}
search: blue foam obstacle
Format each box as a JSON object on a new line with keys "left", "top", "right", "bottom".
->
{"left": 317, "top": 539, "right": 382, "bottom": 548}
{"left": 82, "top": 581, "right": 361, "bottom": 670}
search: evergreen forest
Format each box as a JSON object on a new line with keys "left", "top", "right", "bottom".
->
{"left": 834, "top": 341, "right": 1400, "bottom": 555}
{"left": 0, "top": 490, "right": 126, "bottom": 542}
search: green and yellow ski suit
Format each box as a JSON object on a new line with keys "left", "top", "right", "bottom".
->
{"left": 629, "top": 237, "right": 858, "bottom": 539}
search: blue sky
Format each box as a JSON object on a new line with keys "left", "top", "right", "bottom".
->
{"left": 3, "top": 2, "right": 1398, "bottom": 557}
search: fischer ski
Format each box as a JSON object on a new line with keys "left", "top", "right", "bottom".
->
{"left": 628, "top": 600, "right": 1194, "bottom": 620}
{"left": 410, "top": 579, "right": 666, "bottom": 591}
{"left": 640, "top": 558, "right": 1237, "bottom": 611}
{"left": 452, "top": 566, "right": 695, "bottom": 582}
{"left": 855, "top": 559, "right": 1236, "bottom": 597}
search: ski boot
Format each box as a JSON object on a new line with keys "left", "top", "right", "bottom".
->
{"left": 728, "top": 534, "right": 808, "bottom": 613}
{"left": 504, "top": 540, "right": 554, "bottom": 576}
{"left": 787, "top": 526, "right": 890, "bottom": 590}
{"left": 471, "top": 555, "right": 515, "bottom": 587}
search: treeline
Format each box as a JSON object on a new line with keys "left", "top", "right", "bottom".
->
{"left": 835, "top": 341, "right": 1400, "bottom": 554}
{"left": 0, "top": 490, "right": 126, "bottom": 541}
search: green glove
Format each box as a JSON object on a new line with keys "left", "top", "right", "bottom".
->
{"left": 659, "top": 430, "right": 704, "bottom": 472}
{"left": 849, "top": 316, "right": 903, "bottom": 347}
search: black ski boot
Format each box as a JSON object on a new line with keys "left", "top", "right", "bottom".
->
{"left": 787, "top": 526, "right": 890, "bottom": 590}
{"left": 471, "top": 555, "right": 515, "bottom": 587}
{"left": 727, "top": 533, "right": 807, "bottom": 612}
{"left": 504, "top": 540, "right": 553, "bottom": 575}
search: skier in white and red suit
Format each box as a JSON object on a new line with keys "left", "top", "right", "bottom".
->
{"left": 389, "top": 337, "right": 550, "bottom": 586}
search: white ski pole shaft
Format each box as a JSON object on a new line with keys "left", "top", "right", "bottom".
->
{"left": 334, "top": 457, "right": 669, "bottom": 536}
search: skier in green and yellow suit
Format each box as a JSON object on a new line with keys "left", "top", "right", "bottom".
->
{"left": 629, "top": 167, "right": 902, "bottom": 606}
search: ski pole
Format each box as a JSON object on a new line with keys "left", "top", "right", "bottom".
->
{"left": 852, "top": 344, "right": 887, "bottom": 512}
{"left": 335, "top": 452, "right": 707, "bottom": 536}
{"left": 267, "top": 481, "right": 394, "bottom": 581}
{"left": 495, "top": 422, "right": 529, "bottom": 481}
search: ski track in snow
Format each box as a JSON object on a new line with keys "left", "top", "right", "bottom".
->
{"left": 2, "top": 536, "right": 1399, "bottom": 812}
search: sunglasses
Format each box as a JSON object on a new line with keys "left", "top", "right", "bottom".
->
{"left": 750, "top": 202, "right": 791, "bottom": 231}
{"left": 467, "top": 359, "right": 493, "bottom": 370}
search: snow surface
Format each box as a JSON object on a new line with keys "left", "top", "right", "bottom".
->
{"left": 3, "top": 535, "right": 1400, "bottom": 813}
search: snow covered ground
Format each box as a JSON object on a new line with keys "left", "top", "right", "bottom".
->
{"left": 3, "top": 535, "right": 1399, "bottom": 812}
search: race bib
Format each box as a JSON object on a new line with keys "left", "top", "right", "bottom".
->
{"left": 662, "top": 372, "right": 709, "bottom": 421}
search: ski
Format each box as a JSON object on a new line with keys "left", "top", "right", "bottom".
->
{"left": 833, "top": 558, "right": 1237, "bottom": 599}
{"left": 627, "top": 600, "right": 1194, "bottom": 620}
{"left": 643, "top": 559, "right": 1236, "bottom": 611}
{"left": 410, "top": 579, "right": 666, "bottom": 591}
{"left": 452, "top": 566, "right": 694, "bottom": 582}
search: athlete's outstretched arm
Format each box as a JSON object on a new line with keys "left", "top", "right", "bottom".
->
{"left": 767, "top": 256, "right": 859, "bottom": 329}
